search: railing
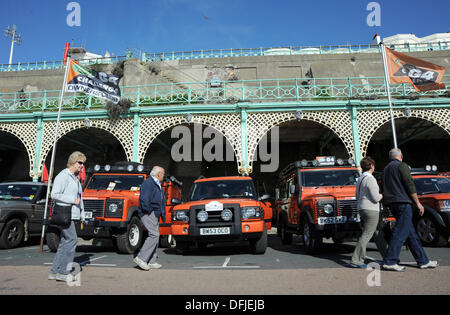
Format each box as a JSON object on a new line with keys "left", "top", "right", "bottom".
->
{"left": 0, "top": 75, "right": 448, "bottom": 113}
{"left": 1, "top": 41, "right": 449, "bottom": 72}
{"left": 143, "top": 42, "right": 450, "bottom": 62}
{"left": 0, "top": 55, "right": 128, "bottom": 73}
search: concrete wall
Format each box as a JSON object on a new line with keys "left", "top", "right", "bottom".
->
{"left": 1, "top": 50, "right": 449, "bottom": 95}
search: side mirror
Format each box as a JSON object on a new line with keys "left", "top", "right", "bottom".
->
{"left": 290, "top": 184, "right": 296, "bottom": 195}
{"left": 171, "top": 198, "right": 182, "bottom": 205}
{"left": 259, "top": 194, "right": 271, "bottom": 202}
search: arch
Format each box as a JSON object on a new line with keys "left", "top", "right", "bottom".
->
{"left": 0, "top": 122, "right": 37, "bottom": 178}
{"left": 138, "top": 114, "right": 242, "bottom": 170}
{"left": 358, "top": 108, "right": 450, "bottom": 158}
{"left": 246, "top": 111, "right": 356, "bottom": 173}
{"left": 39, "top": 119, "right": 134, "bottom": 175}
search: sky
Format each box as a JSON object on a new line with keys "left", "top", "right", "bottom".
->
{"left": 0, "top": 0, "right": 449, "bottom": 64}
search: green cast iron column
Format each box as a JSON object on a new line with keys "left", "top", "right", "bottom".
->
{"left": 132, "top": 110, "right": 140, "bottom": 162}
{"left": 32, "top": 113, "right": 44, "bottom": 182}
{"left": 239, "top": 105, "right": 249, "bottom": 174}
{"left": 350, "top": 104, "right": 362, "bottom": 166}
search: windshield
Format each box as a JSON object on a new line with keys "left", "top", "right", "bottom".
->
{"left": 0, "top": 184, "right": 41, "bottom": 201}
{"left": 414, "top": 177, "right": 450, "bottom": 195}
{"left": 301, "top": 170, "right": 360, "bottom": 187}
{"left": 190, "top": 180, "right": 257, "bottom": 201}
{"left": 86, "top": 175, "right": 146, "bottom": 191}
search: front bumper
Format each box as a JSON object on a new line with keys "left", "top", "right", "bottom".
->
{"left": 314, "top": 220, "right": 361, "bottom": 232}
{"left": 172, "top": 220, "right": 265, "bottom": 243}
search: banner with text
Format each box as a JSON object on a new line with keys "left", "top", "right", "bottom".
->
{"left": 65, "top": 59, "right": 121, "bottom": 104}
{"left": 385, "top": 47, "right": 446, "bottom": 92}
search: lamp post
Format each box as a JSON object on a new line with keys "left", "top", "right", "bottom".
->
{"left": 4, "top": 25, "right": 22, "bottom": 70}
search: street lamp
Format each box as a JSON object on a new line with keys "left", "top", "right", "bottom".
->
{"left": 4, "top": 25, "right": 22, "bottom": 69}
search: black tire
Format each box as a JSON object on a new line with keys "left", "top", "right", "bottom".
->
{"left": 250, "top": 226, "right": 267, "bottom": 255}
{"left": 0, "top": 218, "right": 25, "bottom": 249}
{"left": 175, "top": 241, "right": 190, "bottom": 255}
{"left": 115, "top": 216, "right": 143, "bottom": 254}
{"left": 416, "top": 214, "right": 448, "bottom": 247}
{"left": 45, "top": 228, "right": 61, "bottom": 252}
{"left": 159, "top": 235, "right": 174, "bottom": 248}
{"left": 332, "top": 235, "right": 345, "bottom": 244}
{"left": 279, "top": 216, "right": 293, "bottom": 245}
{"left": 303, "top": 220, "right": 323, "bottom": 254}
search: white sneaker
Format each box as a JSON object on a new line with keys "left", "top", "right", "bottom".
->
{"left": 147, "top": 262, "right": 162, "bottom": 269}
{"left": 419, "top": 260, "right": 438, "bottom": 269}
{"left": 55, "top": 273, "right": 75, "bottom": 282}
{"left": 48, "top": 273, "right": 58, "bottom": 280}
{"left": 382, "top": 264, "right": 406, "bottom": 272}
{"left": 134, "top": 257, "right": 150, "bottom": 271}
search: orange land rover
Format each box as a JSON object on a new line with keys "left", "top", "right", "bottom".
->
{"left": 275, "top": 157, "right": 361, "bottom": 254}
{"left": 411, "top": 166, "right": 450, "bottom": 247}
{"left": 46, "top": 162, "right": 182, "bottom": 254}
{"left": 171, "top": 176, "right": 272, "bottom": 255}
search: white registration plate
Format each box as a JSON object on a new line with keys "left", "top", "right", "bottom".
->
{"left": 84, "top": 212, "right": 93, "bottom": 219}
{"left": 200, "top": 227, "right": 230, "bottom": 236}
{"left": 318, "top": 216, "right": 347, "bottom": 225}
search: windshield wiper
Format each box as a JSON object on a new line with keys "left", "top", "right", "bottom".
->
{"left": 419, "top": 191, "right": 438, "bottom": 195}
{"left": 198, "top": 195, "right": 224, "bottom": 201}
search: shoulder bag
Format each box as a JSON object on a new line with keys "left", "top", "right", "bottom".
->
{"left": 50, "top": 203, "right": 72, "bottom": 227}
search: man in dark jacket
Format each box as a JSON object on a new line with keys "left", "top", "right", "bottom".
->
{"left": 134, "top": 166, "right": 166, "bottom": 270}
{"left": 382, "top": 148, "right": 437, "bottom": 271}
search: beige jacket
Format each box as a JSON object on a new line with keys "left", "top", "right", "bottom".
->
{"left": 356, "top": 172, "right": 382, "bottom": 211}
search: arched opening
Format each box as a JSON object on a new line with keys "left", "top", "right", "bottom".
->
{"left": 0, "top": 131, "right": 30, "bottom": 181}
{"left": 44, "top": 127, "right": 127, "bottom": 177}
{"left": 366, "top": 117, "right": 450, "bottom": 170}
{"left": 251, "top": 119, "right": 350, "bottom": 196}
{"left": 143, "top": 123, "right": 238, "bottom": 199}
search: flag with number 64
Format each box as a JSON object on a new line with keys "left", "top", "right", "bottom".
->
{"left": 385, "top": 47, "right": 446, "bottom": 92}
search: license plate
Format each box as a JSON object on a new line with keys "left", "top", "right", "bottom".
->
{"left": 200, "top": 227, "right": 230, "bottom": 236}
{"left": 84, "top": 212, "right": 93, "bottom": 219}
{"left": 318, "top": 216, "right": 347, "bottom": 225}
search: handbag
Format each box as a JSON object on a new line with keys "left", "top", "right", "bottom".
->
{"left": 50, "top": 203, "right": 72, "bottom": 227}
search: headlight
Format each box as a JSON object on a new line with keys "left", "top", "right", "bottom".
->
{"left": 105, "top": 199, "right": 124, "bottom": 218}
{"left": 94, "top": 164, "right": 101, "bottom": 172}
{"left": 127, "top": 165, "right": 134, "bottom": 172}
{"left": 241, "top": 207, "right": 262, "bottom": 220}
{"left": 197, "top": 210, "right": 208, "bottom": 222}
{"left": 323, "top": 204, "right": 334, "bottom": 215}
{"left": 137, "top": 165, "right": 144, "bottom": 172}
{"left": 221, "top": 209, "right": 233, "bottom": 221}
{"left": 318, "top": 200, "right": 336, "bottom": 216}
{"left": 104, "top": 164, "right": 111, "bottom": 172}
{"left": 173, "top": 210, "right": 189, "bottom": 222}
{"left": 109, "top": 203, "right": 118, "bottom": 213}
{"left": 438, "top": 200, "right": 450, "bottom": 212}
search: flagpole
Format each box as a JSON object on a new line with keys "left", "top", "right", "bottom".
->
{"left": 39, "top": 57, "right": 71, "bottom": 253}
{"left": 379, "top": 41, "right": 398, "bottom": 148}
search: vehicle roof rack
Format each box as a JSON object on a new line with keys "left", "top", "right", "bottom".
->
{"left": 410, "top": 168, "right": 439, "bottom": 176}
{"left": 279, "top": 157, "right": 355, "bottom": 178}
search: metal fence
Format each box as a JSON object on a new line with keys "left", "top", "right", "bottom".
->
{"left": 1, "top": 41, "right": 449, "bottom": 72}
{"left": 0, "top": 75, "right": 448, "bottom": 113}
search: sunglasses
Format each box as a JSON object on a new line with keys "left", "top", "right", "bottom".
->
{"left": 77, "top": 161, "right": 85, "bottom": 165}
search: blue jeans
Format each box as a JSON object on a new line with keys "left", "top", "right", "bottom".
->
{"left": 50, "top": 221, "right": 78, "bottom": 275}
{"left": 384, "top": 203, "right": 429, "bottom": 266}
